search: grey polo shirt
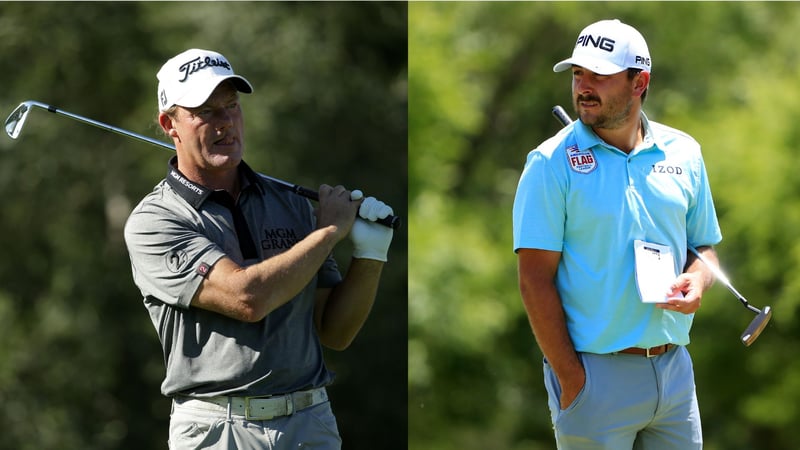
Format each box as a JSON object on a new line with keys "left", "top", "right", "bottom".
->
{"left": 124, "top": 157, "right": 342, "bottom": 398}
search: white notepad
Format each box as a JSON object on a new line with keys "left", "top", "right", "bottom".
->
{"left": 633, "top": 240, "right": 684, "bottom": 303}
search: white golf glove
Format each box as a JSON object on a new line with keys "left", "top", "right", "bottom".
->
{"left": 349, "top": 191, "right": 394, "bottom": 262}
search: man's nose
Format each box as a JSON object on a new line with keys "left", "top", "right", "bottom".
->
{"left": 574, "top": 77, "right": 592, "bottom": 95}
{"left": 213, "top": 108, "right": 233, "bottom": 130}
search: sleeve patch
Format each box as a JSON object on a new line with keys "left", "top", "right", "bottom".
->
{"left": 196, "top": 262, "right": 211, "bottom": 278}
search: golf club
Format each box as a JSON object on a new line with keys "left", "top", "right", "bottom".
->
{"left": 687, "top": 247, "right": 772, "bottom": 346}
{"left": 552, "top": 105, "right": 573, "bottom": 127}
{"left": 4, "top": 100, "right": 400, "bottom": 229}
{"left": 551, "top": 104, "right": 772, "bottom": 346}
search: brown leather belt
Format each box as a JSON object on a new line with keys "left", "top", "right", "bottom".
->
{"left": 617, "top": 344, "right": 675, "bottom": 358}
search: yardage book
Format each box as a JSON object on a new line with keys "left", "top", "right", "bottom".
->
{"left": 633, "top": 239, "right": 684, "bottom": 303}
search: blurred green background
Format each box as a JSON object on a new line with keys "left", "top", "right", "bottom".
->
{"left": 409, "top": 2, "right": 800, "bottom": 450}
{"left": 6, "top": 2, "right": 800, "bottom": 449}
{"left": 0, "top": 3, "right": 406, "bottom": 449}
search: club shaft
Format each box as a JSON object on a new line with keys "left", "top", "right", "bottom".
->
{"left": 688, "top": 246, "right": 760, "bottom": 313}
{"left": 17, "top": 101, "right": 399, "bottom": 229}
{"left": 43, "top": 103, "right": 175, "bottom": 152}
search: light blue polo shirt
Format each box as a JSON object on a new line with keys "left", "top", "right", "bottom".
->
{"left": 513, "top": 113, "right": 722, "bottom": 354}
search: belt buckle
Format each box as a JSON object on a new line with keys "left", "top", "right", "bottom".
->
{"left": 244, "top": 397, "right": 265, "bottom": 420}
{"left": 645, "top": 345, "right": 666, "bottom": 358}
{"left": 244, "top": 394, "right": 293, "bottom": 420}
{"left": 245, "top": 396, "right": 276, "bottom": 421}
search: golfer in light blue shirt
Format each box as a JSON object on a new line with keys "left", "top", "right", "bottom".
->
{"left": 513, "top": 19, "right": 721, "bottom": 450}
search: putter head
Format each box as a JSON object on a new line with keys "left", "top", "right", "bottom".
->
{"left": 741, "top": 305, "right": 772, "bottom": 346}
{"left": 5, "top": 102, "right": 33, "bottom": 140}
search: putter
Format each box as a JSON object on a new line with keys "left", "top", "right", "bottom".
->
{"left": 688, "top": 247, "right": 772, "bottom": 346}
{"left": 551, "top": 104, "right": 772, "bottom": 346}
{"left": 4, "top": 100, "right": 400, "bottom": 229}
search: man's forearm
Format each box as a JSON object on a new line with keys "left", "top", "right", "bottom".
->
{"left": 315, "top": 258, "right": 384, "bottom": 350}
{"left": 194, "top": 224, "right": 345, "bottom": 322}
{"left": 520, "top": 282, "right": 583, "bottom": 382}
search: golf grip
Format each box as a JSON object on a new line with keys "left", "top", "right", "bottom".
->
{"left": 552, "top": 105, "right": 573, "bottom": 128}
{"left": 291, "top": 184, "right": 400, "bottom": 229}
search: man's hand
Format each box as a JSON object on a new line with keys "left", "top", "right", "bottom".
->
{"left": 559, "top": 368, "right": 586, "bottom": 410}
{"left": 349, "top": 194, "right": 394, "bottom": 262}
{"left": 316, "top": 185, "right": 360, "bottom": 240}
{"left": 657, "top": 271, "right": 705, "bottom": 314}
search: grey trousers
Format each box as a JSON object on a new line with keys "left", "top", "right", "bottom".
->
{"left": 168, "top": 398, "right": 341, "bottom": 450}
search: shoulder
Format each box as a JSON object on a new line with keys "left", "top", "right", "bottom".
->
{"left": 526, "top": 124, "right": 577, "bottom": 162}
{"left": 129, "top": 180, "right": 182, "bottom": 215}
{"left": 125, "top": 180, "right": 195, "bottom": 236}
{"left": 649, "top": 120, "right": 701, "bottom": 150}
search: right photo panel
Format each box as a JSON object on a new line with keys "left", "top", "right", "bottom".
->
{"left": 408, "top": 2, "right": 798, "bottom": 449}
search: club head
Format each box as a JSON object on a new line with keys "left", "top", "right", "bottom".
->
{"left": 5, "top": 102, "right": 32, "bottom": 140}
{"left": 741, "top": 305, "right": 772, "bottom": 346}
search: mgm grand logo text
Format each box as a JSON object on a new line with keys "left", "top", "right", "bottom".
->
{"left": 261, "top": 227, "right": 300, "bottom": 250}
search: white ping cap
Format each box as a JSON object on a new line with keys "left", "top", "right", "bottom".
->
{"left": 553, "top": 19, "right": 651, "bottom": 75}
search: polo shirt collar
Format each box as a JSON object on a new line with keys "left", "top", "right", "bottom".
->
{"left": 165, "top": 156, "right": 263, "bottom": 209}
{"left": 573, "top": 111, "right": 665, "bottom": 154}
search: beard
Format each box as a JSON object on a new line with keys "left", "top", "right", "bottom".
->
{"left": 574, "top": 93, "right": 635, "bottom": 130}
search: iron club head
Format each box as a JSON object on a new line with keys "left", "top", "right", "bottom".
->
{"left": 4, "top": 101, "right": 32, "bottom": 140}
{"left": 741, "top": 305, "right": 772, "bottom": 346}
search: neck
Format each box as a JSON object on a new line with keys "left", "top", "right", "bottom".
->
{"left": 592, "top": 111, "right": 644, "bottom": 154}
{"left": 176, "top": 160, "right": 241, "bottom": 198}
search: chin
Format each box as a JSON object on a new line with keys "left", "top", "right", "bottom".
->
{"left": 206, "top": 151, "right": 242, "bottom": 169}
{"left": 577, "top": 111, "right": 595, "bottom": 125}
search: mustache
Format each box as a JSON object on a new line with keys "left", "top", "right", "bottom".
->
{"left": 576, "top": 94, "right": 601, "bottom": 103}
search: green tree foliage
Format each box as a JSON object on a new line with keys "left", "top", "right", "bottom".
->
{"left": 409, "top": 3, "right": 800, "bottom": 449}
{"left": 0, "top": 3, "right": 406, "bottom": 449}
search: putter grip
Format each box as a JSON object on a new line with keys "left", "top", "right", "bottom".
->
{"left": 292, "top": 185, "right": 401, "bottom": 229}
{"left": 552, "top": 105, "right": 573, "bottom": 127}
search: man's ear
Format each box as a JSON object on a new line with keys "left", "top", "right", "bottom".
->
{"left": 158, "top": 112, "right": 178, "bottom": 138}
{"left": 634, "top": 71, "right": 651, "bottom": 97}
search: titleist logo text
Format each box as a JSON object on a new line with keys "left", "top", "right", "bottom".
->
{"left": 178, "top": 56, "right": 231, "bottom": 82}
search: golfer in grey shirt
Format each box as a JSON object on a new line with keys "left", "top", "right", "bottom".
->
{"left": 124, "top": 48, "right": 395, "bottom": 450}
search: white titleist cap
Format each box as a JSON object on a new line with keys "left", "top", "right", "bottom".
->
{"left": 553, "top": 19, "right": 651, "bottom": 75}
{"left": 157, "top": 48, "right": 253, "bottom": 112}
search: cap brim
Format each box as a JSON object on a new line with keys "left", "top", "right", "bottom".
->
{"left": 553, "top": 56, "right": 626, "bottom": 75}
{"left": 174, "top": 75, "right": 254, "bottom": 109}
{"left": 229, "top": 76, "right": 254, "bottom": 95}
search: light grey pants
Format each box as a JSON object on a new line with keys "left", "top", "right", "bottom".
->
{"left": 168, "top": 397, "right": 342, "bottom": 450}
{"left": 543, "top": 345, "right": 702, "bottom": 450}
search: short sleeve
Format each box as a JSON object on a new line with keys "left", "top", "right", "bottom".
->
{"left": 513, "top": 149, "right": 567, "bottom": 253}
{"left": 124, "top": 200, "right": 226, "bottom": 309}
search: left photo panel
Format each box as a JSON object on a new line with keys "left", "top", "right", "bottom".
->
{"left": 0, "top": 3, "right": 407, "bottom": 450}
